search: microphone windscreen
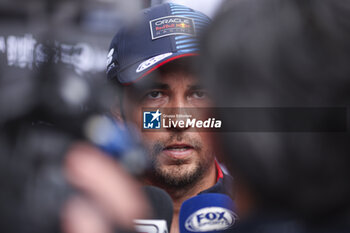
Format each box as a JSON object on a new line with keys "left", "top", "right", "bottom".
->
{"left": 179, "top": 193, "right": 237, "bottom": 233}
{"left": 142, "top": 186, "right": 174, "bottom": 230}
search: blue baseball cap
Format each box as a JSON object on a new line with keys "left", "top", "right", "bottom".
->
{"left": 106, "top": 3, "right": 211, "bottom": 85}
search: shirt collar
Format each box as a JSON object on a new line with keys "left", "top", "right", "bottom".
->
{"left": 215, "top": 160, "right": 224, "bottom": 182}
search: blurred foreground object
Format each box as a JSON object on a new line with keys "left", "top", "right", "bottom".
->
{"left": 63, "top": 143, "right": 149, "bottom": 233}
{"left": 200, "top": 0, "right": 350, "bottom": 231}
{"left": 0, "top": 0, "right": 150, "bottom": 232}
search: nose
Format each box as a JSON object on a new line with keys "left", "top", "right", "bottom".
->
{"left": 167, "top": 93, "right": 188, "bottom": 109}
{"left": 166, "top": 96, "right": 191, "bottom": 131}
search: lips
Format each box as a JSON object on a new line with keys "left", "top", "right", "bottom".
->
{"left": 164, "top": 144, "right": 193, "bottom": 150}
{"left": 163, "top": 144, "right": 194, "bottom": 159}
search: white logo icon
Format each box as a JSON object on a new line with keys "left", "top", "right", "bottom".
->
{"left": 106, "top": 48, "right": 114, "bottom": 67}
{"left": 185, "top": 207, "right": 237, "bottom": 232}
{"left": 143, "top": 109, "right": 162, "bottom": 129}
{"left": 136, "top": 53, "right": 172, "bottom": 73}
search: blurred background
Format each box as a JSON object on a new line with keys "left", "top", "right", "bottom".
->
{"left": 3, "top": 1, "right": 349, "bottom": 233}
{"left": 0, "top": 1, "right": 226, "bottom": 233}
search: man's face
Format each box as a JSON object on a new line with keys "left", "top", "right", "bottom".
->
{"left": 120, "top": 66, "right": 216, "bottom": 189}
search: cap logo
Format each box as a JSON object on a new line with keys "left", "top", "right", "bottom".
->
{"left": 106, "top": 48, "right": 114, "bottom": 67}
{"left": 136, "top": 52, "right": 172, "bottom": 73}
{"left": 106, "top": 48, "right": 116, "bottom": 73}
{"left": 150, "top": 16, "right": 195, "bottom": 40}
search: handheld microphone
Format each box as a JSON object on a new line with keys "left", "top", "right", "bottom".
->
{"left": 179, "top": 193, "right": 237, "bottom": 233}
{"left": 134, "top": 186, "right": 174, "bottom": 233}
{"left": 84, "top": 115, "right": 149, "bottom": 175}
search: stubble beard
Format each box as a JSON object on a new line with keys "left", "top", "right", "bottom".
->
{"left": 146, "top": 134, "right": 214, "bottom": 191}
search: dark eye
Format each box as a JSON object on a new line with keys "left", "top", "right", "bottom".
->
{"left": 147, "top": 91, "right": 163, "bottom": 99}
{"left": 192, "top": 91, "right": 206, "bottom": 99}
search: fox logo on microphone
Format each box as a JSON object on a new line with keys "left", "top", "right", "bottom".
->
{"left": 185, "top": 207, "right": 236, "bottom": 232}
{"left": 179, "top": 193, "right": 237, "bottom": 233}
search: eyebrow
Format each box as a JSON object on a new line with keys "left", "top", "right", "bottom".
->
{"left": 188, "top": 84, "right": 205, "bottom": 90}
{"left": 143, "top": 82, "right": 170, "bottom": 90}
{"left": 133, "top": 82, "right": 205, "bottom": 93}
